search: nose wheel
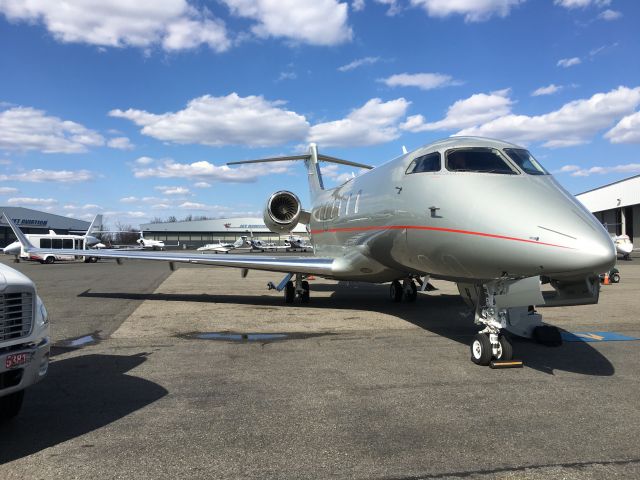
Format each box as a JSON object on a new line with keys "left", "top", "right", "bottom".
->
{"left": 470, "top": 333, "right": 513, "bottom": 366}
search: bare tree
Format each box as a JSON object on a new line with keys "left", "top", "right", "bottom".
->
{"left": 114, "top": 222, "right": 139, "bottom": 245}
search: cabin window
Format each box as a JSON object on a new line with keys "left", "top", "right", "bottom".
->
{"left": 406, "top": 152, "right": 441, "bottom": 174}
{"left": 445, "top": 148, "right": 517, "bottom": 175}
{"left": 503, "top": 148, "right": 549, "bottom": 175}
{"left": 63, "top": 239, "right": 73, "bottom": 249}
{"left": 40, "top": 238, "right": 52, "bottom": 248}
{"left": 354, "top": 190, "right": 361, "bottom": 214}
{"left": 52, "top": 238, "right": 63, "bottom": 249}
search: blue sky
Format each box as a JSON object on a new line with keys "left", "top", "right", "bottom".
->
{"left": 0, "top": 0, "right": 638, "bottom": 227}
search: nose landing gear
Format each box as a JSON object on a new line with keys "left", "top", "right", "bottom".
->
{"left": 470, "top": 332, "right": 513, "bottom": 366}
{"left": 390, "top": 278, "right": 418, "bottom": 303}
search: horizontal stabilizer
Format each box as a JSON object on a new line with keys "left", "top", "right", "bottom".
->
{"left": 227, "top": 153, "right": 373, "bottom": 170}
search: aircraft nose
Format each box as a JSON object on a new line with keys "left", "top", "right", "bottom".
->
{"left": 580, "top": 232, "right": 616, "bottom": 274}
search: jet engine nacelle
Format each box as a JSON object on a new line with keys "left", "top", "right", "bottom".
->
{"left": 263, "top": 191, "right": 302, "bottom": 234}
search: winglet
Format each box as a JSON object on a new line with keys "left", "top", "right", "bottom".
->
{"left": 2, "top": 213, "right": 36, "bottom": 251}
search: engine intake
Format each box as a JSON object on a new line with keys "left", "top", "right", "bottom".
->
{"left": 264, "top": 191, "right": 301, "bottom": 234}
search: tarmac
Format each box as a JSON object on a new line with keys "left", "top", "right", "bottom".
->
{"left": 0, "top": 254, "right": 639, "bottom": 479}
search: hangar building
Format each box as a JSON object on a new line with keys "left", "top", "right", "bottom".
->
{"left": 0, "top": 206, "right": 91, "bottom": 248}
{"left": 576, "top": 175, "right": 640, "bottom": 241}
{"left": 140, "top": 217, "right": 308, "bottom": 249}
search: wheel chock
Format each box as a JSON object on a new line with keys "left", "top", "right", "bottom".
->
{"left": 489, "top": 359, "right": 523, "bottom": 369}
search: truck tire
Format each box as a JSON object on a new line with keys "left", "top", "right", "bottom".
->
{"left": 0, "top": 390, "right": 25, "bottom": 422}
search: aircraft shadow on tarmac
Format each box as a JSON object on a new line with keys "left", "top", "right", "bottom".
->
{"left": 78, "top": 284, "right": 614, "bottom": 377}
{"left": 0, "top": 352, "right": 167, "bottom": 464}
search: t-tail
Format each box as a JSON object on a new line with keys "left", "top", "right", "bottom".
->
{"left": 227, "top": 143, "right": 373, "bottom": 201}
{"left": 86, "top": 214, "right": 103, "bottom": 236}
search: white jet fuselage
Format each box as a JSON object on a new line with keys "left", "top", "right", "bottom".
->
{"left": 307, "top": 137, "right": 615, "bottom": 283}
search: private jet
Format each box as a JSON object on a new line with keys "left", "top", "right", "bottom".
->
{"left": 3, "top": 137, "right": 616, "bottom": 366}
{"left": 197, "top": 237, "right": 246, "bottom": 253}
{"left": 137, "top": 232, "right": 166, "bottom": 250}
{"left": 612, "top": 234, "right": 633, "bottom": 260}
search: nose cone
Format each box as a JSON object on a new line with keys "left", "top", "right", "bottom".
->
{"left": 578, "top": 231, "right": 616, "bottom": 275}
{"left": 3, "top": 241, "right": 21, "bottom": 255}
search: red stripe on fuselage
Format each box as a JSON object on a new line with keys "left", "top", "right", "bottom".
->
{"left": 309, "top": 225, "right": 573, "bottom": 250}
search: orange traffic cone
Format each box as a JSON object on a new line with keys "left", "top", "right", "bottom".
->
{"left": 603, "top": 272, "right": 610, "bottom": 285}
{"left": 307, "top": 275, "right": 316, "bottom": 281}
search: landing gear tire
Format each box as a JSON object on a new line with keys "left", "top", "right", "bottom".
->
{"left": 284, "top": 281, "right": 295, "bottom": 304}
{"left": 44, "top": 256, "right": 54, "bottom": 264}
{"left": 0, "top": 390, "right": 24, "bottom": 422}
{"left": 611, "top": 273, "right": 620, "bottom": 283}
{"left": 390, "top": 280, "right": 402, "bottom": 302}
{"left": 497, "top": 335, "right": 513, "bottom": 361}
{"left": 300, "top": 280, "right": 310, "bottom": 303}
{"left": 404, "top": 281, "right": 418, "bottom": 302}
{"left": 470, "top": 333, "right": 492, "bottom": 366}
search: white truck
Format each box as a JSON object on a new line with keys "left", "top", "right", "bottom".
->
{"left": 0, "top": 262, "right": 50, "bottom": 422}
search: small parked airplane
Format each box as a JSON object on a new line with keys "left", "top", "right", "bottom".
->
{"left": 197, "top": 237, "right": 246, "bottom": 253}
{"left": 2, "top": 137, "right": 616, "bottom": 365}
{"left": 612, "top": 234, "right": 633, "bottom": 260}
{"left": 137, "top": 232, "right": 166, "bottom": 250}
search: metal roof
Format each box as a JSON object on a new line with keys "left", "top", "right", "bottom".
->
{"left": 0, "top": 206, "right": 90, "bottom": 230}
{"left": 575, "top": 175, "right": 640, "bottom": 213}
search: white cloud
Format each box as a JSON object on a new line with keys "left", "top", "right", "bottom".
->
{"left": 276, "top": 71, "right": 297, "bottom": 82}
{"left": 110, "top": 93, "right": 309, "bottom": 147}
{"left": 0, "top": 106, "right": 104, "bottom": 153}
{"left": 321, "top": 164, "right": 365, "bottom": 183}
{"left": 559, "top": 163, "right": 640, "bottom": 177}
{"left": 458, "top": 86, "right": 640, "bottom": 148}
{"left": 0, "top": 0, "right": 231, "bottom": 53}
{"left": 598, "top": 9, "right": 621, "bottom": 20}
{"left": 379, "top": 72, "right": 460, "bottom": 90}
{"left": 557, "top": 57, "right": 581, "bottom": 68}
{"left": 0, "top": 187, "right": 18, "bottom": 195}
{"left": 107, "top": 136, "right": 134, "bottom": 150}
{"left": 352, "top": 0, "right": 366, "bottom": 11}
{"left": 221, "top": 0, "right": 352, "bottom": 46}
{"left": 409, "top": 0, "right": 525, "bottom": 22}
{"left": 194, "top": 182, "right": 211, "bottom": 188}
{"left": 554, "top": 0, "right": 610, "bottom": 8}
{"left": 0, "top": 169, "right": 95, "bottom": 182}
{"left": 605, "top": 112, "right": 640, "bottom": 144}
{"left": 155, "top": 186, "right": 191, "bottom": 195}
{"left": 133, "top": 158, "right": 290, "bottom": 183}
{"left": 7, "top": 197, "right": 57, "bottom": 207}
{"left": 135, "top": 156, "right": 155, "bottom": 165}
{"left": 120, "top": 196, "right": 138, "bottom": 204}
{"left": 178, "top": 201, "right": 207, "bottom": 210}
{"left": 63, "top": 203, "right": 102, "bottom": 211}
{"left": 338, "top": 56, "right": 380, "bottom": 72}
{"left": 532, "top": 84, "right": 563, "bottom": 96}
{"left": 309, "top": 97, "right": 410, "bottom": 147}
{"left": 401, "top": 89, "right": 513, "bottom": 132}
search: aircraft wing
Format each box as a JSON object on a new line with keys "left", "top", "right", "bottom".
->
{"left": 3, "top": 213, "right": 334, "bottom": 276}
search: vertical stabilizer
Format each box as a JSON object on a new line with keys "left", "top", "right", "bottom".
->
{"left": 304, "top": 143, "right": 325, "bottom": 200}
{"left": 86, "top": 214, "right": 103, "bottom": 235}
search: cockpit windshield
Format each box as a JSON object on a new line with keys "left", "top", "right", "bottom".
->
{"left": 446, "top": 148, "right": 517, "bottom": 175}
{"left": 503, "top": 148, "right": 549, "bottom": 175}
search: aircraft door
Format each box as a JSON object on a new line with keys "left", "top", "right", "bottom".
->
{"left": 401, "top": 151, "right": 446, "bottom": 273}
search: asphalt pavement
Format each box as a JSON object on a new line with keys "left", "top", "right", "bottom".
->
{"left": 0, "top": 254, "right": 639, "bottom": 479}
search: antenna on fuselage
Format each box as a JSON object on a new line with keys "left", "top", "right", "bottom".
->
{"left": 402, "top": 145, "right": 408, "bottom": 154}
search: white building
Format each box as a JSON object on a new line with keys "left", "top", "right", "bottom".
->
{"left": 140, "top": 217, "right": 308, "bottom": 248}
{"left": 576, "top": 175, "right": 640, "bottom": 241}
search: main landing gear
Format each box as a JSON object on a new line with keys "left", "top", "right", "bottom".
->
{"left": 269, "top": 273, "right": 310, "bottom": 304}
{"left": 390, "top": 278, "right": 418, "bottom": 303}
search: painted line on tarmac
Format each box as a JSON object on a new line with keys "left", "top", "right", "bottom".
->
{"left": 561, "top": 331, "right": 639, "bottom": 342}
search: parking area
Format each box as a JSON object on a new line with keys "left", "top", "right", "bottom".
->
{"left": 1, "top": 255, "right": 639, "bottom": 479}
